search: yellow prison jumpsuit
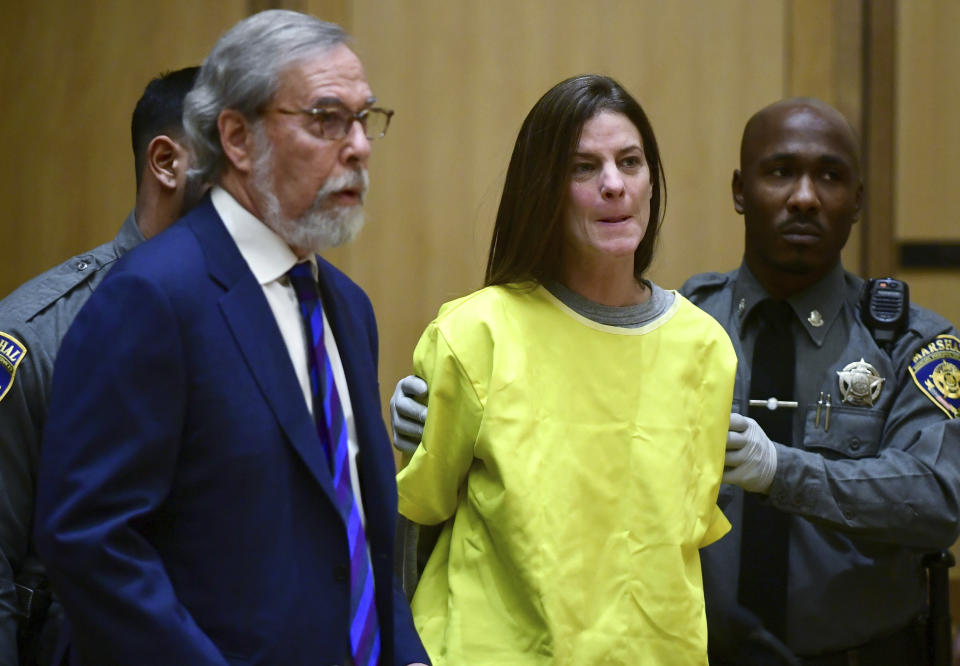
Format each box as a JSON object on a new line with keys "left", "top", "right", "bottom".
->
{"left": 397, "top": 284, "right": 737, "bottom": 665}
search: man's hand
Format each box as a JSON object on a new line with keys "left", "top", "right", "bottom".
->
{"left": 723, "top": 413, "right": 778, "bottom": 494}
{"left": 390, "top": 376, "right": 429, "bottom": 453}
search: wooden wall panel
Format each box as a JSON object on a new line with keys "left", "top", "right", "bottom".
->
{"left": 896, "top": 0, "right": 960, "bottom": 612}
{"left": 7, "top": 0, "right": 957, "bottom": 630}
{"left": 0, "top": 1, "right": 246, "bottom": 297}
{"left": 787, "top": 0, "right": 862, "bottom": 123}
{"left": 0, "top": 2, "right": 788, "bottom": 413}
{"left": 896, "top": 0, "right": 960, "bottom": 327}
{"left": 786, "top": 0, "right": 864, "bottom": 274}
{"left": 5, "top": 3, "right": 954, "bottom": 404}
{"left": 861, "top": 0, "right": 897, "bottom": 278}
{"left": 323, "top": 0, "right": 787, "bottom": 402}
{"left": 896, "top": 0, "right": 960, "bottom": 241}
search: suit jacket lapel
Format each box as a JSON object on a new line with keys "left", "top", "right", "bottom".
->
{"left": 315, "top": 259, "right": 393, "bottom": 542}
{"left": 184, "top": 201, "right": 338, "bottom": 504}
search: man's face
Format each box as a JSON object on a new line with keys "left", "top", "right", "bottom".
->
{"left": 252, "top": 44, "right": 373, "bottom": 252}
{"left": 734, "top": 104, "right": 863, "bottom": 283}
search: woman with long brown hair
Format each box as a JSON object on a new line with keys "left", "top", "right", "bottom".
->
{"left": 396, "top": 74, "right": 736, "bottom": 664}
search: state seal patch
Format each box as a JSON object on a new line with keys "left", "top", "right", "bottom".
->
{"left": 908, "top": 334, "right": 960, "bottom": 418}
{"left": 0, "top": 332, "right": 27, "bottom": 403}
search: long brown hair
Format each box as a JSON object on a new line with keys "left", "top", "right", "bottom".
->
{"left": 485, "top": 74, "right": 666, "bottom": 287}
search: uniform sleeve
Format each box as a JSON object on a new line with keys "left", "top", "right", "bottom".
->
{"left": 0, "top": 323, "right": 48, "bottom": 663}
{"left": 768, "top": 328, "right": 960, "bottom": 550}
{"left": 396, "top": 321, "right": 483, "bottom": 526}
{"left": 32, "top": 274, "right": 229, "bottom": 665}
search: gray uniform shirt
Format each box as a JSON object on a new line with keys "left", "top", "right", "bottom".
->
{"left": 0, "top": 213, "right": 144, "bottom": 662}
{"left": 682, "top": 261, "right": 960, "bottom": 657}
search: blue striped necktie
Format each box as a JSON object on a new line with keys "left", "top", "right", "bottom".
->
{"left": 288, "top": 262, "right": 381, "bottom": 666}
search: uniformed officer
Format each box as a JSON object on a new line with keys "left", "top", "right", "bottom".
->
{"left": 390, "top": 97, "right": 960, "bottom": 664}
{"left": 684, "top": 97, "right": 960, "bottom": 664}
{"left": 0, "top": 66, "right": 203, "bottom": 665}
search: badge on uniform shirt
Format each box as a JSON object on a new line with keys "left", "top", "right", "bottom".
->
{"left": 0, "top": 332, "right": 27, "bottom": 403}
{"left": 908, "top": 334, "right": 960, "bottom": 418}
{"left": 837, "top": 358, "right": 884, "bottom": 406}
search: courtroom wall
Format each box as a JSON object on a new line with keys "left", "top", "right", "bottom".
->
{"left": 1, "top": 0, "right": 957, "bottom": 408}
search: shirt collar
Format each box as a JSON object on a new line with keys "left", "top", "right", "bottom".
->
{"left": 116, "top": 210, "right": 147, "bottom": 256}
{"left": 732, "top": 260, "right": 846, "bottom": 347}
{"left": 211, "top": 186, "right": 309, "bottom": 285}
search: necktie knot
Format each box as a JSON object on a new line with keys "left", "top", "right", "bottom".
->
{"left": 757, "top": 298, "right": 793, "bottom": 324}
{"left": 288, "top": 262, "right": 319, "bottom": 305}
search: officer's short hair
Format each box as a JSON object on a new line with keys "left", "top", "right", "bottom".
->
{"left": 131, "top": 66, "right": 201, "bottom": 190}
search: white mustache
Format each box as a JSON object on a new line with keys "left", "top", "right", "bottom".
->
{"left": 315, "top": 169, "right": 369, "bottom": 207}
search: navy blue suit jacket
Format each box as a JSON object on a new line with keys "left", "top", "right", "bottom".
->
{"left": 33, "top": 199, "right": 428, "bottom": 665}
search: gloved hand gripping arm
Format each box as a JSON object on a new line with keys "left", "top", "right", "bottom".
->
{"left": 723, "top": 413, "right": 778, "bottom": 494}
{"left": 390, "top": 375, "right": 429, "bottom": 454}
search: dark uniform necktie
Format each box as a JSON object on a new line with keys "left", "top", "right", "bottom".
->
{"left": 288, "top": 263, "right": 381, "bottom": 666}
{"left": 739, "top": 299, "right": 795, "bottom": 641}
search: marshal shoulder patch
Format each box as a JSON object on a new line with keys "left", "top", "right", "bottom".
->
{"left": 0, "top": 332, "right": 27, "bottom": 403}
{"left": 908, "top": 334, "right": 960, "bottom": 418}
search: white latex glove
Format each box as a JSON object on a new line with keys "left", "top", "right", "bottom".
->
{"left": 390, "top": 375, "right": 428, "bottom": 454}
{"left": 723, "top": 413, "right": 778, "bottom": 494}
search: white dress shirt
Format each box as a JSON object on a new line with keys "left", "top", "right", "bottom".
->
{"left": 212, "top": 186, "right": 368, "bottom": 526}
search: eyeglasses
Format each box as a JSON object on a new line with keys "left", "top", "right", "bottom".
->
{"left": 272, "top": 104, "right": 394, "bottom": 141}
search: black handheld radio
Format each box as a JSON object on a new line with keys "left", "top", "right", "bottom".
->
{"left": 860, "top": 277, "right": 910, "bottom": 351}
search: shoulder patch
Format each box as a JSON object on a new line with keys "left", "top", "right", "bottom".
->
{"left": 908, "top": 334, "right": 960, "bottom": 418}
{"left": 0, "top": 332, "right": 27, "bottom": 402}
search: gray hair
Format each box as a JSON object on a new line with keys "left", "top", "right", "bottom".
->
{"left": 183, "top": 10, "right": 348, "bottom": 182}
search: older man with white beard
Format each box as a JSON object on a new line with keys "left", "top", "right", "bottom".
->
{"left": 33, "top": 10, "right": 429, "bottom": 666}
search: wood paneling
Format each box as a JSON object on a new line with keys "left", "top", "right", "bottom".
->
{"left": 786, "top": 0, "right": 864, "bottom": 275}
{"left": 862, "top": 0, "right": 898, "bottom": 278}
{"left": 0, "top": 1, "right": 247, "bottom": 297}
{"left": 787, "top": 0, "right": 862, "bottom": 126}
{"left": 321, "top": 0, "right": 787, "bottom": 405}
{"left": 896, "top": 0, "right": 960, "bottom": 613}
{"left": 896, "top": 0, "right": 960, "bottom": 242}
{"left": 896, "top": 0, "right": 960, "bottom": 327}
{"left": 900, "top": 270, "right": 960, "bottom": 329}
{"left": 0, "top": 2, "right": 788, "bottom": 413}
{"left": 6, "top": 0, "right": 960, "bottom": 623}
{"left": 304, "top": 0, "right": 350, "bottom": 30}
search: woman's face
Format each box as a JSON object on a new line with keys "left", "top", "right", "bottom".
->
{"left": 563, "top": 110, "right": 652, "bottom": 270}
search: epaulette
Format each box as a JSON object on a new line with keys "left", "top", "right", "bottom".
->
{"left": 0, "top": 251, "right": 106, "bottom": 324}
{"left": 679, "top": 271, "right": 732, "bottom": 298}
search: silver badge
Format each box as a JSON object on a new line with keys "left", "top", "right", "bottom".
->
{"left": 807, "top": 310, "right": 824, "bottom": 327}
{"left": 837, "top": 358, "right": 884, "bottom": 406}
{"left": 738, "top": 298, "right": 746, "bottom": 316}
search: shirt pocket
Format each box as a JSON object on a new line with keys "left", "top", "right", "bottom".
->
{"left": 801, "top": 404, "right": 885, "bottom": 458}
